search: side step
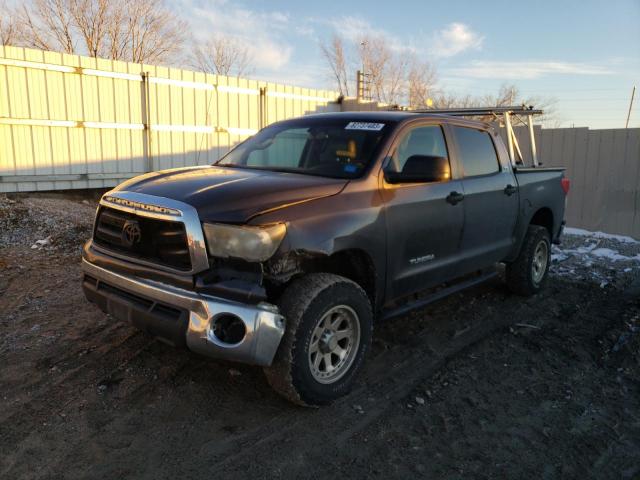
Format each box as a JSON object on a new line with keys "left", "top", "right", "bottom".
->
{"left": 379, "top": 270, "right": 499, "bottom": 322}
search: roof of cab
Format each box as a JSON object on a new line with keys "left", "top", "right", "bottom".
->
{"left": 289, "top": 110, "right": 492, "bottom": 129}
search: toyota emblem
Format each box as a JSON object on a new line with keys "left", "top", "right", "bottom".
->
{"left": 121, "top": 220, "right": 142, "bottom": 247}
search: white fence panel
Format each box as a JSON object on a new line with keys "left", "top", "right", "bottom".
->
{"left": 0, "top": 46, "right": 340, "bottom": 193}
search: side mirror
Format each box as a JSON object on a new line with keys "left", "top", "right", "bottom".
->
{"left": 385, "top": 155, "right": 450, "bottom": 184}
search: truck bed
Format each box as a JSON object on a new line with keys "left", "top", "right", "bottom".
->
{"left": 511, "top": 165, "right": 567, "bottom": 248}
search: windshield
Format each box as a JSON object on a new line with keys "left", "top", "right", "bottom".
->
{"left": 216, "top": 118, "right": 391, "bottom": 179}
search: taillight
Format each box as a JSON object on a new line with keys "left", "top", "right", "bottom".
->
{"left": 561, "top": 177, "right": 570, "bottom": 195}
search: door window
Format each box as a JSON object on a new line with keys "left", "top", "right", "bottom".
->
{"left": 452, "top": 126, "right": 500, "bottom": 177}
{"left": 389, "top": 125, "right": 449, "bottom": 174}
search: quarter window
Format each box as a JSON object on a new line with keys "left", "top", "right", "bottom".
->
{"left": 453, "top": 126, "right": 500, "bottom": 177}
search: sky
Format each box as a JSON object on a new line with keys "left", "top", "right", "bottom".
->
{"left": 175, "top": 0, "right": 640, "bottom": 129}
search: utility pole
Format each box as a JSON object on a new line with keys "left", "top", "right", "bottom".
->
{"left": 358, "top": 40, "right": 367, "bottom": 102}
{"left": 626, "top": 86, "right": 636, "bottom": 128}
{"left": 356, "top": 69, "right": 370, "bottom": 102}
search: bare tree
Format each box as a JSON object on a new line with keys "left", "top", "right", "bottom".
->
{"left": 357, "top": 35, "right": 392, "bottom": 102}
{"left": 105, "top": 4, "right": 127, "bottom": 61}
{"left": 69, "top": 0, "right": 110, "bottom": 57}
{"left": 431, "top": 92, "right": 476, "bottom": 109}
{"left": 407, "top": 57, "right": 438, "bottom": 108}
{"left": 320, "top": 34, "right": 349, "bottom": 96}
{"left": 481, "top": 83, "right": 557, "bottom": 124}
{"left": 19, "top": 0, "right": 76, "bottom": 53}
{"left": 0, "top": 1, "right": 21, "bottom": 46}
{"left": 123, "top": 0, "right": 186, "bottom": 64}
{"left": 429, "top": 83, "right": 557, "bottom": 125}
{"left": 481, "top": 83, "right": 519, "bottom": 107}
{"left": 321, "top": 33, "right": 437, "bottom": 106}
{"left": 191, "top": 34, "right": 252, "bottom": 76}
{"left": 14, "top": 0, "right": 185, "bottom": 64}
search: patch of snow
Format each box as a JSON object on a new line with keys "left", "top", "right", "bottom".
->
{"left": 590, "top": 248, "right": 640, "bottom": 262}
{"left": 576, "top": 243, "right": 597, "bottom": 254}
{"left": 30, "top": 236, "right": 52, "bottom": 250}
{"left": 551, "top": 253, "right": 568, "bottom": 262}
{"left": 550, "top": 225, "right": 640, "bottom": 288}
{"left": 564, "top": 227, "right": 639, "bottom": 244}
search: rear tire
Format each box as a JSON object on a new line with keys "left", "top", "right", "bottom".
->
{"left": 506, "top": 225, "right": 551, "bottom": 296}
{"left": 264, "top": 273, "right": 372, "bottom": 406}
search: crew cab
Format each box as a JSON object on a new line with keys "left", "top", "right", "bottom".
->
{"left": 81, "top": 111, "right": 569, "bottom": 405}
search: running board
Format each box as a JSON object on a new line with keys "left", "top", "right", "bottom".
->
{"left": 379, "top": 270, "right": 499, "bottom": 322}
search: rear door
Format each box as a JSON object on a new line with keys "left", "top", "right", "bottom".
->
{"left": 449, "top": 125, "right": 519, "bottom": 271}
{"left": 381, "top": 122, "right": 465, "bottom": 301}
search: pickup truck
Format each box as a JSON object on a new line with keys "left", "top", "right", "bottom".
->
{"left": 81, "top": 111, "right": 569, "bottom": 406}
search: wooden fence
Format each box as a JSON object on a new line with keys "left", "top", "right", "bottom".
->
{"left": 0, "top": 45, "right": 339, "bottom": 192}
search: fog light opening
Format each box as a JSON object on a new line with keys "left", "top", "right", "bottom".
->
{"left": 212, "top": 314, "right": 246, "bottom": 345}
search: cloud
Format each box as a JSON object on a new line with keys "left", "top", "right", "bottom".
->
{"left": 448, "top": 61, "right": 613, "bottom": 79}
{"left": 177, "top": 0, "right": 295, "bottom": 71}
{"left": 256, "top": 62, "right": 330, "bottom": 90}
{"left": 321, "top": 17, "right": 484, "bottom": 59}
{"left": 324, "top": 16, "right": 417, "bottom": 54}
{"left": 429, "top": 23, "right": 484, "bottom": 58}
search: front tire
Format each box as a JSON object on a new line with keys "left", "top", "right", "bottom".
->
{"left": 264, "top": 273, "right": 372, "bottom": 406}
{"left": 506, "top": 225, "right": 551, "bottom": 296}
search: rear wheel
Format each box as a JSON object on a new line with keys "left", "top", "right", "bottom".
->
{"left": 264, "top": 273, "right": 372, "bottom": 406}
{"left": 506, "top": 225, "right": 551, "bottom": 296}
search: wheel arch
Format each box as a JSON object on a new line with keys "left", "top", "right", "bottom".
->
{"left": 528, "top": 207, "right": 554, "bottom": 238}
{"left": 303, "top": 248, "right": 378, "bottom": 310}
{"left": 265, "top": 247, "right": 380, "bottom": 312}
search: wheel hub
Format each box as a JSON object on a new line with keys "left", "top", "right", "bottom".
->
{"left": 319, "top": 330, "right": 338, "bottom": 353}
{"left": 532, "top": 240, "right": 549, "bottom": 284}
{"left": 308, "top": 305, "right": 361, "bottom": 384}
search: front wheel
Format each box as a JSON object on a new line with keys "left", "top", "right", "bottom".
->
{"left": 506, "top": 225, "right": 551, "bottom": 296}
{"left": 264, "top": 273, "right": 372, "bottom": 406}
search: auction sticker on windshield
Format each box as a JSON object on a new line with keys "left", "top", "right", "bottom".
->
{"left": 345, "top": 122, "right": 385, "bottom": 131}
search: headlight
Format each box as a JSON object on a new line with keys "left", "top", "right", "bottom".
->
{"left": 202, "top": 222, "right": 287, "bottom": 262}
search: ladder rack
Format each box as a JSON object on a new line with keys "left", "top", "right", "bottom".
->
{"left": 410, "top": 105, "right": 544, "bottom": 167}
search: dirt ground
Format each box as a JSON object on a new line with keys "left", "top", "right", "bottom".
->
{"left": 1, "top": 193, "right": 639, "bottom": 480}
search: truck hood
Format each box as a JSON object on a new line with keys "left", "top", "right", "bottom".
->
{"left": 112, "top": 166, "right": 348, "bottom": 223}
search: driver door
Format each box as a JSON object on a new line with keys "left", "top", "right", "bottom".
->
{"left": 381, "top": 123, "right": 465, "bottom": 301}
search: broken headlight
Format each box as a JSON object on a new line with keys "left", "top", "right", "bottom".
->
{"left": 202, "top": 222, "right": 287, "bottom": 262}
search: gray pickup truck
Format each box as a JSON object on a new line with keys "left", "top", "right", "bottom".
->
{"left": 82, "top": 111, "right": 569, "bottom": 405}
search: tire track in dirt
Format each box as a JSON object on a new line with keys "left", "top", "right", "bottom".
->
{"left": 200, "top": 280, "right": 613, "bottom": 478}
{"left": 193, "top": 282, "right": 550, "bottom": 471}
{"left": 0, "top": 330, "right": 156, "bottom": 456}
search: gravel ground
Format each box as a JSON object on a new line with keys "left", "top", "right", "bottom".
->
{"left": 0, "top": 193, "right": 639, "bottom": 479}
{"left": 0, "top": 194, "right": 96, "bottom": 254}
{"left": 551, "top": 228, "right": 640, "bottom": 290}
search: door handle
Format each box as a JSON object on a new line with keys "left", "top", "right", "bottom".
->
{"left": 446, "top": 191, "right": 464, "bottom": 205}
{"left": 504, "top": 184, "right": 518, "bottom": 196}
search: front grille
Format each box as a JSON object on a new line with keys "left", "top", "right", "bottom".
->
{"left": 93, "top": 206, "right": 192, "bottom": 271}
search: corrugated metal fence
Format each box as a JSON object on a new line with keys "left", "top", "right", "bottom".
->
{"left": 507, "top": 126, "right": 640, "bottom": 239}
{"left": 0, "top": 46, "right": 339, "bottom": 192}
{"left": 1, "top": 46, "right": 639, "bottom": 237}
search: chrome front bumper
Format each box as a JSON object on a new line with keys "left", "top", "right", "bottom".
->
{"left": 81, "top": 259, "right": 286, "bottom": 366}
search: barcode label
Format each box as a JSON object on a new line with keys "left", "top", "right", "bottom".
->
{"left": 345, "top": 122, "right": 385, "bottom": 131}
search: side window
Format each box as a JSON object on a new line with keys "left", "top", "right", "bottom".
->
{"left": 389, "top": 125, "right": 449, "bottom": 174}
{"left": 453, "top": 126, "right": 500, "bottom": 177}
